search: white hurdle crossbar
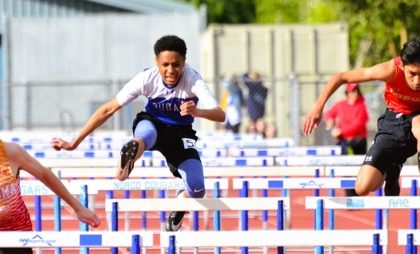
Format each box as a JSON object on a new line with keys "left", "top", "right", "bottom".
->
{"left": 161, "top": 230, "right": 387, "bottom": 247}
{"left": 68, "top": 178, "right": 229, "bottom": 191}
{"left": 326, "top": 165, "right": 419, "bottom": 177}
{"left": 0, "top": 231, "right": 153, "bottom": 248}
{"left": 306, "top": 196, "right": 420, "bottom": 209}
{"left": 233, "top": 177, "right": 356, "bottom": 190}
{"left": 0, "top": 230, "right": 387, "bottom": 249}
{"left": 402, "top": 177, "right": 420, "bottom": 188}
{"left": 20, "top": 166, "right": 322, "bottom": 178}
{"left": 20, "top": 178, "right": 229, "bottom": 195}
{"left": 105, "top": 197, "right": 290, "bottom": 212}
{"left": 398, "top": 230, "right": 420, "bottom": 246}
{"left": 276, "top": 155, "right": 365, "bottom": 166}
{"left": 227, "top": 145, "right": 341, "bottom": 156}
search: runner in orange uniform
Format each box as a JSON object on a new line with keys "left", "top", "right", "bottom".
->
{"left": 0, "top": 140, "right": 100, "bottom": 253}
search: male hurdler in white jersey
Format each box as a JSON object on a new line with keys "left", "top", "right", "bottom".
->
{"left": 52, "top": 35, "right": 226, "bottom": 232}
{"left": 116, "top": 63, "right": 220, "bottom": 126}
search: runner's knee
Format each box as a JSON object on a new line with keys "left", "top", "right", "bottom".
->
{"left": 355, "top": 165, "right": 384, "bottom": 196}
{"left": 411, "top": 115, "right": 420, "bottom": 140}
{"left": 178, "top": 159, "right": 206, "bottom": 198}
{"left": 355, "top": 184, "right": 370, "bottom": 196}
{"left": 187, "top": 182, "right": 205, "bottom": 198}
{"left": 134, "top": 120, "right": 157, "bottom": 150}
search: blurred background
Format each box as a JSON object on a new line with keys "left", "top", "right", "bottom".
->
{"left": 0, "top": 0, "right": 419, "bottom": 146}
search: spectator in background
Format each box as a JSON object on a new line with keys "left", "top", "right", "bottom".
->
{"left": 220, "top": 75, "right": 244, "bottom": 133}
{"left": 324, "top": 83, "right": 369, "bottom": 196}
{"left": 246, "top": 117, "right": 277, "bottom": 139}
{"left": 265, "top": 122, "right": 278, "bottom": 139}
{"left": 255, "top": 118, "right": 267, "bottom": 137}
{"left": 242, "top": 71, "right": 268, "bottom": 126}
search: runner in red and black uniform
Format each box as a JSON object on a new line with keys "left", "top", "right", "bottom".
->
{"left": 0, "top": 140, "right": 100, "bottom": 253}
{"left": 303, "top": 37, "right": 420, "bottom": 196}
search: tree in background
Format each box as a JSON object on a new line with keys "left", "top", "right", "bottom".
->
{"left": 179, "top": 0, "right": 420, "bottom": 68}
{"left": 336, "top": 0, "right": 420, "bottom": 67}
{"left": 182, "top": 0, "right": 255, "bottom": 23}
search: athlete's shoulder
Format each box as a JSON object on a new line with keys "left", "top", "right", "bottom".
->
{"left": 2, "top": 141, "right": 22, "bottom": 156}
{"left": 130, "top": 66, "right": 161, "bottom": 89}
{"left": 393, "top": 56, "right": 402, "bottom": 65}
{"left": 141, "top": 66, "right": 160, "bottom": 80}
{"left": 386, "top": 57, "right": 404, "bottom": 84}
{"left": 183, "top": 64, "right": 202, "bottom": 80}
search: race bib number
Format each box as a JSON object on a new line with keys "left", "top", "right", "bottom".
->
{"left": 182, "top": 138, "right": 196, "bottom": 150}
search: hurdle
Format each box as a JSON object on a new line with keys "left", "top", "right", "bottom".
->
{"left": 161, "top": 230, "right": 386, "bottom": 253}
{"left": 325, "top": 165, "right": 420, "bottom": 177}
{"left": 402, "top": 177, "right": 420, "bottom": 189}
{"left": 19, "top": 166, "right": 322, "bottom": 178}
{"left": 31, "top": 152, "right": 276, "bottom": 166}
{"left": 105, "top": 197, "right": 290, "bottom": 212}
{"left": 227, "top": 145, "right": 341, "bottom": 156}
{"left": 398, "top": 230, "right": 420, "bottom": 253}
{"left": 306, "top": 196, "right": 420, "bottom": 212}
{"left": 198, "top": 137, "right": 295, "bottom": 149}
{"left": 23, "top": 156, "right": 277, "bottom": 174}
{"left": 0, "top": 229, "right": 388, "bottom": 253}
{"left": 231, "top": 176, "right": 357, "bottom": 240}
{"left": 20, "top": 178, "right": 229, "bottom": 231}
{"left": 106, "top": 197, "right": 289, "bottom": 254}
{"left": 232, "top": 177, "right": 356, "bottom": 190}
{"left": 22, "top": 145, "right": 339, "bottom": 160}
{"left": 21, "top": 163, "right": 420, "bottom": 179}
{"left": 153, "top": 156, "right": 275, "bottom": 167}
{"left": 105, "top": 197, "right": 289, "bottom": 234}
{"left": 0, "top": 231, "right": 153, "bottom": 253}
{"left": 276, "top": 155, "right": 364, "bottom": 166}
{"left": 306, "top": 196, "right": 420, "bottom": 253}
{"left": 65, "top": 178, "right": 229, "bottom": 191}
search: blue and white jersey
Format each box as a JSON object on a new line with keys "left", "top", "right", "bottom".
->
{"left": 116, "top": 64, "right": 219, "bottom": 125}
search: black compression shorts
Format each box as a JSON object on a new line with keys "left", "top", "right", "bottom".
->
{"left": 362, "top": 108, "right": 420, "bottom": 177}
{"left": 132, "top": 112, "right": 201, "bottom": 178}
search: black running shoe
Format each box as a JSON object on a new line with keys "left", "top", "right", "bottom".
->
{"left": 166, "top": 190, "right": 187, "bottom": 231}
{"left": 116, "top": 140, "right": 139, "bottom": 181}
{"left": 166, "top": 211, "right": 186, "bottom": 232}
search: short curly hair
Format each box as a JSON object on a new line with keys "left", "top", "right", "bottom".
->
{"left": 154, "top": 35, "right": 187, "bottom": 58}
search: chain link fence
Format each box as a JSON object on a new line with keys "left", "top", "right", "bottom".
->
{"left": 5, "top": 76, "right": 386, "bottom": 146}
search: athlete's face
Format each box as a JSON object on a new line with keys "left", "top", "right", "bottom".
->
{"left": 155, "top": 51, "right": 185, "bottom": 86}
{"left": 401, "top": 63, "right": 420, "bottom": 91}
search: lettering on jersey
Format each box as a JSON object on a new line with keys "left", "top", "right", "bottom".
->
{"left": 0, "top": 182, "right": 18, "bottom": 199}
{"left": 182, "top": 138, "right": 196, "bottom": 150}
{"left": 390, "top": 88, "right": 420, "bottom": 103}
{"left": 152, "top": 102, "right": 180, "bottom": 112}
